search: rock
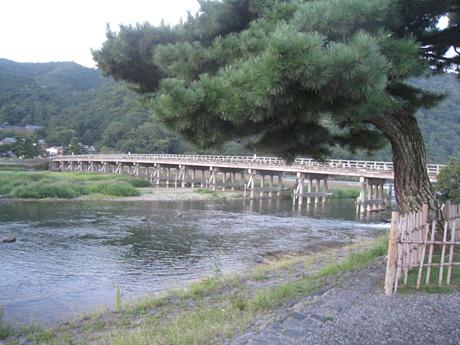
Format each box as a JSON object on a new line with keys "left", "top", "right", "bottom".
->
{"left": 0, "top": 235, "right": 16, "bottom": 244}
{"left": 140, "top": 217, "right": 148, "bottom": 222}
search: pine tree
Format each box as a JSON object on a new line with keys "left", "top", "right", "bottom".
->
{"left": 93, "top": 0, "right": 459, "bottom": 215}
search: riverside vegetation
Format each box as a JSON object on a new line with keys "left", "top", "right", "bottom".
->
{"left": 0, "top": 171, "right": 150, "bottom": 199}
{"left": 0, "top": 235, "right": 388, "bottom": 345}
{"left": 0, "top": 169, "right": 362, "bottom": 201}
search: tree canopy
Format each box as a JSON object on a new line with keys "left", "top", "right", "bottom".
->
{"left": 93, "top": 0, "right": 459, "bottom": 160}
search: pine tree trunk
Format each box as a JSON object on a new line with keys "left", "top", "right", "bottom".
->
{"left": 370, "top": 109, "right": 438, "bottom": 215}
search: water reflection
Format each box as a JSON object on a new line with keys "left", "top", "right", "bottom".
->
{"left": 0, "top": 198, "right": 388, "bottom": 325}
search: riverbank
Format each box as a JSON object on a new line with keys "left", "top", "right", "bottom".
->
{"left": 0, "top": 171, "right": 150, "bottom": 199}
{"left": 1, "top": 235, "right": 389, "bottom": 345}
{"left": 0, "top": 159, "right": 49, "bottom": 171}
{"left": 0, "top": 170, "right": 362, "bottom": 202}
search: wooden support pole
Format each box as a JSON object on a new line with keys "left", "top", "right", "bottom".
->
{"left": 385, "top": 211, "right": 399, "bottom": 295}
{"left": 260, "top": 175, "right": 265, "bottom": 198}
{"left": 191, "top": 170, "right": 196, "bottom": 188}
{"left": 250, "top": 170, "right": 255, "bottom": 199}
{"left": 425, "top": 220, "right": 437, "bottom": 286}
{"left": 439, "top": 221, "right": 449, "bottom": 286}
{"left": 269, "top": 175, "right": 273, "bottom": 198}
{"left": 181, "top": 166, "right": 186, "bottom": 188}
{"left": 277, "top": 175, "right": 282, "bottom": 197}
{"left": 156, "top": 165, "right": 161, "bottom": 187}
{"left": 416, "top": 205, "right": 429, "bottom": 289}
{"left": 447, "top": 203, "right": 456, "bottom": 285}
{"left": 307, "top": 176, "right": 312, "bottom": 206}
{"left": 315, "top": 179, "right": 320, "bottom": 204}
{"left": 292, "top": 176, "right": 298, "bottom": 206}
{"left": 174, "top": 168, "right": 178, "bottom": 188}
{"left": 298, "top": 173, "right": 304, "bottom": 206}
{"left": 231, "top": 172, "right": 235, "bottom": 191}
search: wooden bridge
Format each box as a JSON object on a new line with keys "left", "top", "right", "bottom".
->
{"left": 50, "top": 154, "right": 444, "bottom": 214}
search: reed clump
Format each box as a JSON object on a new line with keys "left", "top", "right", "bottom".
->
{"left": 0, "top": 171, "right": 148, "bottom": 198}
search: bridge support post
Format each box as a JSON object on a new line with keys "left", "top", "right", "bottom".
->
{"left": 269, "top": 175, "right": 273, "bottom": 198}
{"left": 208, "top": 167, "right": 217, "bottom": 191}
{"left": 260, "top": 175, "right": 265, "bottom": 198}
{"left": 231, "top": 172, "right": 235, "bottom": 191}
{"left": 245, "top": 169, "right": 256, "bottom": 199}
{"left": 366, "top": 181, "right": 373, "bottom": 212}
{"left": 292, "top": 175, "right": 298, "bottom": 206}
{"left": 277, "top": 175, "right": 283, "bottom": 197}
{"left": 251, "top": 171, "right": 255, "bottom": 199}
{"left": 305, "top": 176, "right": 312, "bottom": 205}
{"left": 323, "top": 177, "right": 329, "bottom": 203}
{"left": 173, "top": 168, "right": 177, "bottom": 188}
{"left": 315, "top": 179, "right": 321, "bottom": 204}
{"left": 357, "top": 177, "right": 367, "bottom": 215}
{"left": 298, "top": 173, "right": 304, "bottom": 206}
{"left": 156, "top": 164, "right": 161, "bottom": 187}
{"left": 191, "top": 170, "right": 196, "bottom": 188}
{"left": 166, "top": 168, "right": 170, "bottom": 187}
{"left": 180, "top": 166, "right": 186, "bottom": 188}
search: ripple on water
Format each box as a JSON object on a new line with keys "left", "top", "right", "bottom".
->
{"left": 0, "top": 198, "right": 387, "bottom": 325}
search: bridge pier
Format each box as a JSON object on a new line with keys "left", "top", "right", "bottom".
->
{"left": 356, "top": 177, "right": 388, "bottom": 215}
{"left": 293, "top": 174, "right": 329, "bottom": 207}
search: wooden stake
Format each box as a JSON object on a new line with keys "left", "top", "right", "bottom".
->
{"left": 416, "top": 208, "right": 429, "bottom": 289}
{"left": 385, "top": 211, "right": 400, "bottom": 295}
{"left": 425, "top": 220, "right": 437, "bottom": 287}
{"left": 403, "top": 214, "right": 411, "bottom": 286}
{"left": 447, "top": 204, "right": 456, "bottom": 285}
{"left": 438, "top": 221, "right": 449, "bottom": 286}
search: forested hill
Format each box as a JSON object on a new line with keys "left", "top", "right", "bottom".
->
{"left": 0, "top": 58, "right": 185, "bottom": 154}
{"left": 0, "top": 58, "right": 458, "bottom": 162}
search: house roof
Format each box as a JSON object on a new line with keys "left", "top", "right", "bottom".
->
{"left": 0, "top": 137, "right": 17, "bottom": 144}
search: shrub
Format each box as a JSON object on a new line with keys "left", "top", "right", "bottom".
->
{"left": 87, "top": 183, "right": 140, "bottom": 197}
{"left": 437, "top": 160, "right": 460, "bottom": 203}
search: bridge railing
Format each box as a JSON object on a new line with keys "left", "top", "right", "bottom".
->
{"left": 51, "top": 154, "right": 445, "bottom": 175}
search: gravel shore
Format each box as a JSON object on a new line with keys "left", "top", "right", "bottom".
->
{"left": 228, "top": 260, "right": 460, "bottom": 345}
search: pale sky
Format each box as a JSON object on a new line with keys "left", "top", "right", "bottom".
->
{"left": 0, "top": 2, "right": 456, "bottom": 68}
{"left": 0, "top": 0, "right": 200, "bottom": 67}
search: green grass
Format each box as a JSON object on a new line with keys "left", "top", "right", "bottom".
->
{"left": 329, "top": 186, "right": 360, "bottom": 199}
{"left": 0, "top": 171, "right": 148, "bottom": 198}
{"left": 398, "top": 251, "right": 460, "bottom": 293}
{"left": 193, "top": 188, "right": 221, "bottom": 198}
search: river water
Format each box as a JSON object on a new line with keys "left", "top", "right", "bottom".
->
{"left": 0, "top": 198, "right": 388, "bottom": 325}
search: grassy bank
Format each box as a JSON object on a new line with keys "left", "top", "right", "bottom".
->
{"left": 2, "top": 236, "right": 388, "bottom": 345}
{"left": 0, "top": 171, "right": 150, "bottom": 199}
{"left": 330, "top": 182, "right": 360, "bottom": 199}
{"left": 398, "top": 251, "right": 460, "bottom": 294}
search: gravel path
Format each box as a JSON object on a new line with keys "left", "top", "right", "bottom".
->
{"left": 228, "top": 260, "right": 460, "bottom": 345}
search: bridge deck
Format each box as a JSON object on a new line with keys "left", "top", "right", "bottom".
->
{"left": 50, "top": 154, "right": 442, "bottom": 182}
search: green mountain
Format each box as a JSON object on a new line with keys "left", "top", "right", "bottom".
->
{"left": 0, "top": 58, "right": 458, "bottom": 162}
{"left": 0, "top": 58, "right": 183, "bottom": 153}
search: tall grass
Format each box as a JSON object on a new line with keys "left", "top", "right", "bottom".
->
{"left": 0, "top": 171, "right": 146, "bottom": 198}
{"left": 329, "top": 187, "right": 360, "bottom": 199}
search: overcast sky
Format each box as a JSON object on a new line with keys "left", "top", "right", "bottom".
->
{"left": 0, "top": 0, "right": 200, "bottom": 67}
{"left": 0, "top": 2, "right": 456, "bottom": 68}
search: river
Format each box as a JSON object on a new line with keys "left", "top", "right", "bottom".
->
{"left": 0, "top": 198, "right": 388, "bottom": 325}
